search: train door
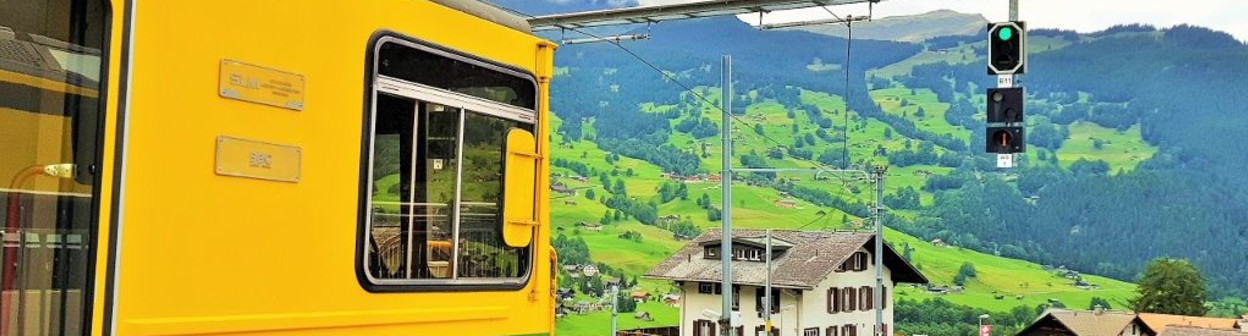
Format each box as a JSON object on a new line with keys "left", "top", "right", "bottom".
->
{"left": 0, "top": 0, "right": 111, "bottom": 335}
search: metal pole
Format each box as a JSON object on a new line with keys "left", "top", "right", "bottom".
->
{"left": 1009, "top": 0, "right": 1019, "bottom": 21}
{"left": 611, "top": 284, "right": 619, "bottom": 336}
{"left": 719, "top": 54, "right": 734, "bottom": 336}
{"left": 873, "top": 166, "right": 886, "bottom": 336}
{"left": 765, "top": 229, "right": 773, "bottom": 335}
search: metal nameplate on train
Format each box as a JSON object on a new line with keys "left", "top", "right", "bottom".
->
{"left": 219, "top": 59, "right": 306, "bottom": 110}
{"left": 214, "top": 136, "right": 302, "bottom": 183}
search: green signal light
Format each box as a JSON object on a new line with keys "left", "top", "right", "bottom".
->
{"left": 998, "top": 27, "right": 1014, "bottom": 41}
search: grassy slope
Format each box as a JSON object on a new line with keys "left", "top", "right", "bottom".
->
{"left": 551, "top": 127, "right": 1136, "bottom": 334}
{"left": 551, "top": 34, "right": 1154, "bottom": 331}
{"left": 888, "top": 227, "right": 1136, "bottom": 311}
{"left": 1055, "top": 122, "right": 1157, "bottom": 173}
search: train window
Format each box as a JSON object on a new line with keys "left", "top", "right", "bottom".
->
{"left": 1, "top": 0, "right": 109, "bottom": 334}
{"left": 361, "top": 36, "right": 536, "bottom": 288}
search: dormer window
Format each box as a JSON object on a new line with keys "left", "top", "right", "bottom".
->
{"left": 700, "top": 237, "right": 793, "bottom": 261}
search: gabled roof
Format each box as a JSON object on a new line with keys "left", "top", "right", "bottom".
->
{"left": 644, "top": 229, "right": 927, "bottom": 289}
{"left": 1158, "top": 325, "right": 1246, "bottom": 336}
{"left": 1020, "top": 309, "right": 1146, "bottom": 336}
{"left": 1139, "top": 313, "right": 1241, "bottom": 335}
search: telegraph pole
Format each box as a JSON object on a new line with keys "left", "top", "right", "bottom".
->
{"left": 719, "top": 54, "right": 734, "bottom": 336}
{"left": 611, "top": 284, "right": 619, "bottom": 336}
{"left": 872, "top": 165, "right": 887, "bottom": 336}
{"left": 765, "top": 229, "right": 773, "bottom": 335}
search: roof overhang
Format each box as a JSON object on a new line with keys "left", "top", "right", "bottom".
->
{"left": 864, "top": 236, "right": 929, "bottom": 284}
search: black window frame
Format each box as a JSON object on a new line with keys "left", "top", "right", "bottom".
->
{"left": 1, "top": 1, "right": 115, "bottom": 335}
{"left": 355, "top": 31, "right": 539, "bottom": 292}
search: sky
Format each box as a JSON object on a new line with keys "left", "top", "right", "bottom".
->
{"left": 632, "top": 0, "right": 1248, "bottom": 41}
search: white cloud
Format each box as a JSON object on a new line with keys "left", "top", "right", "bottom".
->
{"left": 637, "top": 0, "right": 1248, "bottom": 41}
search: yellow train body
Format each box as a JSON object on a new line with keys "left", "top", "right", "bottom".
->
{"left": 0, "top": 1, "right": 557, "bottom": 335}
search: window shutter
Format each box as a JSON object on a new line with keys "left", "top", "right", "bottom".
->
{"left": 828, "top": 327, "right": 838, "bottom": 336}
{"left": 694, "top": 320, "right": 702, "bottom": 336}
{"left": 882, "top": 287, "right": 888, "bottom": 309}
{"left": 827, "top": 288, "right": 833, "bottom": 314}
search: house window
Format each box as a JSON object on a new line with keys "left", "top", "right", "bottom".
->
{"left": 805, "top": 327, "right": 821, "bottom": 336}
{"left": 756, "top": 326, "right": 780, "bottom": 336}
{"left": 857, "top": 252, "right": 870, "bottom": 271}
{"left": 755, "top": 287, "right": 780, "bottom": 315}
{"left": 699, "top": 282, "right": 715, "bottom": 294}
{"left": 842, "top": 325, "right": 858, "bottom": 336}
{"left": 827, "top": 327, "right": 838, "bottom": 336}
{"left": 694, "top": 320, "right": 716, "bottom": 336}
{"left": 707, "top": 247, "right": 719, "bottom": 259}
{"left": 747, "top": 249, "right": 762, "bottom": 261}
{"left": 733, "top": 285, "right": 741, "bottom": 311}
{"left": 860, "top": 286, "right": 874, "bottom": 310}
{"left": 362, "top": 37, "right": 537, "bottom": 287}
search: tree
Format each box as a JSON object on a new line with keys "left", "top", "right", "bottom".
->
{"left": 616, "top": 290, "right": 637, "bottom": 313}
{"left": 1089, "top": 297, "right": 1113, "bottom": 310}
{"left": 754, "top": 124, "right": 765, "bottom": 135}
{"left": 958, "top": 262, "right": 977, "bottom": 278}
{"left": 585, "top": 189, "right": 596, "bottom": 200}
{"left": 914, "top": 107, "right": 926, "bottom": 118}
{"left": 613, "top": 179, "right": 627, "bottom": 195}
{"left": 601, "top": 210, "right": 614, "bottom": 225}
{"left": 1131, "top": 258, "right": 1208, "bottom": 316}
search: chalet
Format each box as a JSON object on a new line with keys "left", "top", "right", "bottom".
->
{"left": 577, "top": 221, "right": 603, "bottom": 231}
{"left": 663, "top": 294, "right": 682, "bottom": 307}
{"left": 930, "top": 239, "right": 948, "bottom": 247}
{"left": 550, "top": 183, "right": 575, "bottom": 195}
{"left": 582, "top": 265, "right": 600, "bottom": 277}
{"left": 636, "top": 311, "right": 654, "bottom": 321}
{"left": 564, "top": 200, "right": 578, "bottom": 206}
{"left": 1158, "top": 325, "right": 1248, "bottom": 336}
{"left": 645, "top": 230, "right": 928, "bottom": 336}
{"left": 1017, "top": 308, "right": 1153, "bottom": 336}
{"left": 556, "top": 288, "right": 576, "bottom": 301}
{"left": 572, "top": 175, "right": 589, "bottom": 182}
{"left": 774, "top": 198, "right": 798, "bottom": 209}
{"left": 632, "top": 291, "right": 652, "bottom": 303}
{"left": 1138, "top": 313, "right": 1243, "bottom": 335}
{"left": 707, "top": 174, "right": 722, "bottom": 182}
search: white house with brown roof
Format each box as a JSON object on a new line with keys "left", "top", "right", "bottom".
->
{"left": 644, "top": 230, "right": 928, "bottom": 336}
{"left": 1017, "top": 308, "right": 1153, "bottom": 336}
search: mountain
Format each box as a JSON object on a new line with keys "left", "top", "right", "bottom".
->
{"left": 539, "top": 9, "right": 1248, "bottom": 335}
{"left": 792, "top": 10, "right": 988, "bottom": 42}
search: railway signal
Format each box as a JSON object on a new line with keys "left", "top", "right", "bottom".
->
{"left": 987, "top": 21, "right": 1026, "bottom": 75}
{"left": 986, "top": 126, "right": 1025, "bottom": 154}
{"left": 986, "top": 88, "right": 1024, "bottom": 123}
{"left": 986, "top": 17, "right": 1027, "bottom": 166}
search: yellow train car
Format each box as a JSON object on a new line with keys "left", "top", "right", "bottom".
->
{"left": 1, "top": 0, "right": 557, "bottom": 335}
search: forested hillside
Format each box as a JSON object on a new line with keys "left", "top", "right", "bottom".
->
{"left": 482, "top": 1, "right": 1248, "bottom": 332}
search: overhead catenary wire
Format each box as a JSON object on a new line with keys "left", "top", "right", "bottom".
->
{"left": 492, "top": 3, "right": 870, "bottom": 190}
